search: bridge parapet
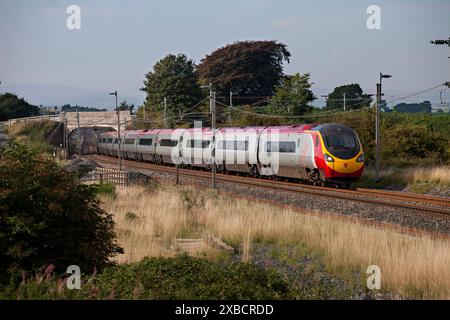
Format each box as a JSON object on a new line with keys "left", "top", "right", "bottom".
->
{"left": 61, "top": 110, "right": 130, "bottom": 132}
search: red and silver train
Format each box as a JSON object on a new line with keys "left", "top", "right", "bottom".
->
{"left": 97, "top": 123, "right": 364, "bottom": 186}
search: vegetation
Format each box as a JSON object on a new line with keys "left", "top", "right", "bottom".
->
{"left": 140, "top": 53, "right": 203, "bottom": 126}
{"left": 325, "top": 83, "right": 373, "bottom": 110}
{"left": 1, "top": 255, "right": 296, "bottom": 300}
{"left": 6, "top": 120, "right": 58, "bottom": 154}
{"left": 393, "top": 101, "right": 432, "bottom": 113}
{"left": 60, "top": 104, "right": 107, "bottom": 112}
{"left": 197, "top": 40, "right": 291, "bottom": 100}
{"left": 116, "top": 100, "right": 135, "bottom": 113}
{"left": 0, "top": 93, "right": 40, "bottom": 121}
{"left": 99, "top": 185, "right": 449, "bottom": 299}
{"left": 355, "top": 166, "right": 450, "bottom": 193}
{"left": 0, "top": 143, "right": 123, "bottom": 285}
{"left": 267, "top": 73, "right": 316, "bottom": 115}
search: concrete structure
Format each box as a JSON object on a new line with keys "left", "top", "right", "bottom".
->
{"left": 60, "top": 110, "right": 130, "bottom": 132}
{"left": 60, "top": 111, "right": 131, "bottom": 155}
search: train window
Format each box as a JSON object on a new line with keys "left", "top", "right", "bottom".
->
{"left": 139, "top": 138, "right": 152, "bottom": 146}
{"left": 160, "top": 139, "right": 178, "bottom": 147}
{"left": 187, "top": 140, "right": 210, "bottom": 148}
{"left": 217, "top": 140, "right": 247, "bottom": 150}
{"left": 202, "top": 140, "right": 210, "bottom": 148}
{"left": 236, "top": 140, "right": 248, "bottom": 151}
{"left": 124, "top": 138, "right": 135, "bottom": 145}
{"left": 266, "top": 141, "right": 296, "bottom": 153}
{"left": 114, "top": 139, "right": 118, "bottom": 144}
{"left": 325, "top": 134, "right": 357, "bottom": 149}
{"left": 107, "top": 138, "right": 113, "bottom": 143}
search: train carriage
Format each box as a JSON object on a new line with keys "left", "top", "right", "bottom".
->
{"left": 181, "top": 128, "right": 214, "bottom": 168}
{"left": 97, "top": 122, "right": 364, "bottom": 186}
{"left": 136, "top": 129, "right": 158, "bottom": 162}
{"left": 121, "top": 130, "right": 140, "bottom": 160}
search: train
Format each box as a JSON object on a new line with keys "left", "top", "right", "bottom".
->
{"left": 97, "top": 123, "right": 364, "bottom": 187}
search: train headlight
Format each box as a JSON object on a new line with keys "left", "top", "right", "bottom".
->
{"left": 356, "top": 154, "right": 365, "bottom": 162}
{"left": 324, "top": 153, "right": 334, "bottom": 162}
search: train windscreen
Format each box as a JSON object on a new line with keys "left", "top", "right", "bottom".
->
{"left": 318, "top": 124, "right": 360, "bottom": 159}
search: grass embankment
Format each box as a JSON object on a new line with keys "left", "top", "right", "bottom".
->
{"left": 5, "top": 120, "right": 58, "bottom": 155}
{"left": 355, "top": 166, "right": 450, "bottom": 194}
{"left": 99, "top": 185, "right": 449, "bottom": 299}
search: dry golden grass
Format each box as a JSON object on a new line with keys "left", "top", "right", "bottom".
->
{"left": 407, "top": 166, "right": 450, "bottom": 186}
{"left": 101, "top": 185, "right": 450, "bottom": 299}
{"left": 362, "top": 165, "right": 450, "bottom": 193}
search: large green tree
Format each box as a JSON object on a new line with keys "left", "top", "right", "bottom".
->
{"left": 326, "top": 84, "right": 372, "bottom": 110}
{"left": 268, "top": 73, "right": 316, "bottom": 115}
{"left": 140, "top": 54, "right": 203, "bottom": 117}
{"left": 197, "top": 41, "right": 291, "bottom": 101}
{"left": 0, "top": 143, "right": 123, "bottom": 280}
{"left": 0, "top": 93, "right": 40, "bottom": 121}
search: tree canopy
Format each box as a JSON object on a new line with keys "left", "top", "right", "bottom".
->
{"left": 268, "top": 73, "right": 316, "bottom": 115}
{"left": 197, "top": 41, "right": 291, "bottom": 101}
{"left": 0, "top": 143, "right": 123, "bottom": 280}
{"left": 140, "top": 54, "right": 203, "bottom": 119}
{"left": 0, "top": 93, "right": 40, "bottom": 121}
{"left": 326, "top": 84, "right": 372, "bottom": 110}
{"left": 117, "top": 100, "right": 135, "bottom": 113}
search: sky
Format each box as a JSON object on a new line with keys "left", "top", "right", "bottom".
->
{"left": 0, "top": 0, "right": 449, "bottom": 108}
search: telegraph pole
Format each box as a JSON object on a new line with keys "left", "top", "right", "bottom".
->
{"left": 163, "top": 97, "right": 168, "bottom": 127}
{"left": 211, "top": 87, "right": 216, "bottom": 189}
{"left": 76, "top": 105, "right": 81, "bottom": 157}
{"left": 430, "top": 36, "right": 450, "bottom": 58}
{"left": 110, "top": 91, "right": 121, "bottom": 170}
{"left": 343, "top": 93, "right": 346, "bottom": 111}
{"left": 375, "top": 73, "right": 392, "bottom": 182}
{"left": 228, "top": 91, "right": 233, "bottom": 125}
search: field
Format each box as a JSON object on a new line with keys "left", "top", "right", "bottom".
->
{"left": 99, "top": 184, "right": 450, "bottom": 299}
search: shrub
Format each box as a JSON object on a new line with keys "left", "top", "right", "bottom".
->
{"left": 92, "top": 182, "right": 117, "bottom": 198}
{"left": 381, "top": 124, "right": 448, "bottom": 166}
{"left": 3, "top": 255, "right": 298, "bottom": 300}
{"left": 0, "top": 143, "right": 123, "bottom": 284}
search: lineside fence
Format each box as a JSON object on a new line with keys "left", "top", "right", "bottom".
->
{"left": 0, "top": 114, "right": 60, "bottom": 126}
{"left": 80, "top": 167, "right": 128, "bottom": 187}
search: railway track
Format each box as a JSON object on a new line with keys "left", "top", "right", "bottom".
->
{"left": 87, "top": 154, "right": 450, "bottom": 217}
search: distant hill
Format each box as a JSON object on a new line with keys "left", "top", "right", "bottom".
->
{"left": 0, "top": 84, "right": 144, "bottom": 110}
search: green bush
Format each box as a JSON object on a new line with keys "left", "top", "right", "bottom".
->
{"left": 6, "top": 120, "right": 58, "bottom": 154}
{"left": 381, "top": 124, "right": 448, "bottom": 166}
{"left": 92, "top": 182, "right": 117, "bottom": 198}
{"left": 0, "top": 143, "right": 123, "bottom": 284}
{"left": 2, "top": 254, "right": 298, "bottom": 300}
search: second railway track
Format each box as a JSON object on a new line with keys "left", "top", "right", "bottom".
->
{"left": 88, "top": 154, "right": 450, "bottom": 217}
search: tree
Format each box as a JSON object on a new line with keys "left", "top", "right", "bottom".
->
{"left": 197, "top": 41, "right": 291, "bottom": 101}
{"left": 140, "top": 54, "right": 203, "bottom": 119}
{"left": 0, "top": 143, "right": 123, "bottom": 281}
{"left": 326, "top": 84, "right": 372, "bottom": 110}
{"left": 268, "top": 73, "right": 316, "bottom": 115}
{"left": 0, "top": 93, "right": 40, "bottom": 121}
{"left": 117, "top": 100, "right": 135, "bottom": 113}
{"left": 393, "top": 101, "right": 432, "bottom": 113}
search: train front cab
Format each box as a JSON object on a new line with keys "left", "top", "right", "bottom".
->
{"left": 313, "top": 124, "right": 364, "bottom": 186}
